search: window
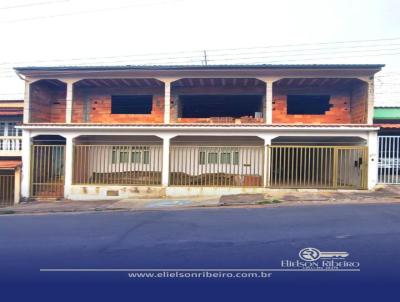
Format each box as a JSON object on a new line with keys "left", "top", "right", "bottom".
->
{"left": 208, "top": 152, "right": 218, "bottom": 164}
{"left": 233, "top": 152, "right": 239, "bottom": 165}
{"left": 119, "top": 151, "right": 129, "bottom": 163}
{"left": 199, "top": 150, "right": 240, "bottom": 165}
{"left": 0, "top": 122, "right": 21, "bottom": 137}
{"left": 131, "top": 151, "right": 141, "bottom": 163}
{"left": 199, "top": 151, "right": 206, "bottom": 165}
{"left": 286, "top": 95, "right": 332, "bottom": 115}
{"left": 143, "top": 150, "right": 150, "bottom": 164}
{"left": 112, "top": 147, "right": 117, "bottom": 164}
{"left": 111, "top": 95, "right": 153, "bottom": 114}
{"left": 179, "top": 95, "right": 263, "bottom": 118}
{"left": 7, "top": 122, "right": 21, "bottom": 136}
{"left": 220, "top": 152, "right": 231, "bottom": 164}
{"left": 111, "top": 147, "right": 151, "bottom": 164}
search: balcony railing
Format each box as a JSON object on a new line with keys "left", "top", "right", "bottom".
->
{"left": 0, "top": 137, "right": 22, "bottom": 155}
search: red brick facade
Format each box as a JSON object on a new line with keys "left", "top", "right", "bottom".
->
{"left": 28, "top": 78, "right": 369, "bottom": 125}
{"left": 30, "top": 81, "right": 66, "bottom": 123}
{"left": 272, "top": 82, "right": 368, "bottom": 124}
{"left": 71, "top": 87, "right": 164, "bottom": 123}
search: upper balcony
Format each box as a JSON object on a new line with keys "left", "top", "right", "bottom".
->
{"left": 16, "top": 64, "right": 384, "bottom": 127}
{"left": 0, "top": 121, "right": 22, "bottom": 156}
{"left": 0, "top": 101, "right": 23, "bottom": 156}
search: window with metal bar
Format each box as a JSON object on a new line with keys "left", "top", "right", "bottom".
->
{"left": 220, "top": 152, "right": 231, "bottom": 164}
{"left": 208, "top": 152, "right": 218, "bottom": 164}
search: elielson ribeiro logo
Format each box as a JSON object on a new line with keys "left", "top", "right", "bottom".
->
{"left": 281, "top": 247, "right": 360, "bottom": 270}
{"left": 299, "top": 247, "right": 349, "bottom": 261}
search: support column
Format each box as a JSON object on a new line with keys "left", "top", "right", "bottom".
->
{"left": 21, "top": 130, "right": 31, "bottom": 199}
{"left": 161, "top": 135, "right": 172, "bottom": 186}
{"left": 164, "top": 81, "right": 171, "bottom": 124}
{"left": 64, "top": 79, "right": 78, "bottom": 124}
{"left": 258, "top": 135, "right": 273, "bottom": 187}
{"left": 257, "top": 77, "right": 280, "bottom": 125}
{"left": 367, "top": 77, "right": 374, "bottom": 125}
{"left": 23, "top": 81, "right": 31, "bottom": 124}
{"left": 14, "top": 166, "right": 21, "bottom": 204}
{"left": 64, "top": 135, "right": 75, "bottom": 199}
{"left": 156, "top": 77, "right": 180, "bottom": 124}
{"left": 265, "top": 80, "right": 274, "bottom": 124}
{"left": 367, "top": 131, "right": 378, "bottom": 190}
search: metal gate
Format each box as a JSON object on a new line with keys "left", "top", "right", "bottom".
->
{"left": 169, "top": 145, "right": 264, "bottom": 187}
{"left": 268, "top": 146, "right": 368, "bottom": 189}
{"left": 31, "top": 145, "right": 65, "bottom": 198}
{"left": 378, "top": 136, "right": 400, "bottom": 184}
{"left": 0, "top": 172, "right": 14, "bottom": 207}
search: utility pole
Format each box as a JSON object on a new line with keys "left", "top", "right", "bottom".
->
{"left": 203, "top": 50, "right": 208, "bottom": 66}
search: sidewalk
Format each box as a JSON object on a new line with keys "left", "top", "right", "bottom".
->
{"left": 1, "top": 185, "right": 400, "bottom": 215}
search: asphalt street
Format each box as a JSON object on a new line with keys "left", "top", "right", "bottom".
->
{"left": 1, "top": 203, "right": 399, "bottom": 298}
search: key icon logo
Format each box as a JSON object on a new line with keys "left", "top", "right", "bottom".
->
{"left": 299, "top": 247, "right": 349, "bottom": 261}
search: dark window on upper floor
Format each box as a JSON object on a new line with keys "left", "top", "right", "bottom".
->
{"left": 287, "top": 95, "right": 332, "bottom": 115}
{"left": 178, "top": 95, "right": 263, "bottom": 118}
{"left": 111, "top": 95, "right": 153, "bottom": 114}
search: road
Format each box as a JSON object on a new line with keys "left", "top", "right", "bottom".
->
{"left": 0, "top": 203, "right": 399, "bottom": 298}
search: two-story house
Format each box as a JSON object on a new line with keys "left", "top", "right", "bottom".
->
{"left": 0, "top": 99, "right": 23, "bottom": 206}
{"left": 14, "top": 64, "right": 383, "bottom": 201}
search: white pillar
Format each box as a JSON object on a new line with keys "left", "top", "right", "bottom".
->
{"left": 164, "top": 81, "right": 171, "bottom": 124}
{"left": 367, "top": 77, "right": 374, "bottom": 125}
{"left": 156, "top": 77, "right": 179, "bottom": 124}
{"left": 258, "top": 135, "right": 273, "bottom": 187}
{"left": 64, "top": 135, "right": 75, "bottom": 199}
{"left": 14, "top": 166, "right": 21, "bottom": 204}
{"left": 23, "top": 81, "right": 31, "bottom": 124}
{"left": 64, "top": 79, "right": 77, "bottom": 124}
{"left": 367, "top": 131, "right": 378, "bottom": 190}
{"left": 161, "top": 135, "right": 172, "bottom": 186}
{"left": 21, "top": 130, "right": 31, "bottom": 199}
{"left": 265, "top": 80, "right": 274, "bottom": 124}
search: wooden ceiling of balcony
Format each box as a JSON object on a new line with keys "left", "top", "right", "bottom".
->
{"left": 275, "top": 78, "right": 360, "bottom": 87}
{"left": 172, "top": 78, "right": 265, "bottom": 87}
{"left": 75, "top": 78, "right": 163, "bottom": 88}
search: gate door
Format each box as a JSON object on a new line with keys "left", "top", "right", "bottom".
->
{"left": 378, "top": 136, "right": 400, "bottom": 184}
{"left": 268, "top": 146, "right": 368, "bottom": 189}
{"left": 0, "top": 171, "right": 14, "bottom": 206}
{"left": 31, "top": 145, "right": 65, "bottom": 198}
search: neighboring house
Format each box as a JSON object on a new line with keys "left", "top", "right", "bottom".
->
{"left": 14, "top": 64, "right": 383, "bottom": 201}
{"left": 0, "top": 100, "right": 23, "bottom": 206}
{"left": 374, "top": 106, "right": 400, "bottom": 184}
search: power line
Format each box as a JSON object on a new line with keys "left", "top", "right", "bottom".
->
{"left": 0, "top": 0, "right": 69, "bottom": 10}
{"left": 0, "top": 0, "right": 184, "bottom": 24}
{"left": 1, "top": 36, "right": 400, "bottom": 68}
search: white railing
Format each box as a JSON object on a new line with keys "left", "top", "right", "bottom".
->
{"left": 0, "top": 136, "right": 22, "bottom": 152}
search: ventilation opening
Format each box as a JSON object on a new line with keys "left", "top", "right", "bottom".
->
{"left": 111, "top": 95, "right": 152, "bottom": 114}
{"left": 287, "top": 95, "right": 332, "bottom": 115}
{"left": 178, "top": 95, "right": 263, "bottom": 118}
